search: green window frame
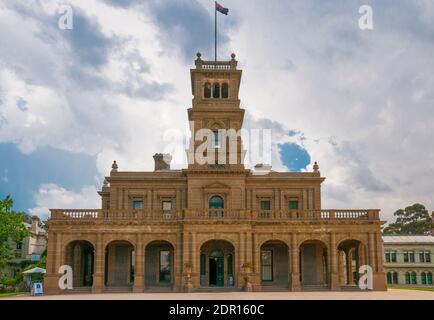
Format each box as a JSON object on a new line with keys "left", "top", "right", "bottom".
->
{"left": 405, "top": 272, "right": 411, "bottom": 284}
{"left": 260, "top": 200, "right": 271, "bottom": 211}
{"left": 288, "top": 200, "right": 299, "bottom": 210}
{"left": 427, "top": 272, "right": 433, "bottom": 285}
{"left": 421, "top": 272, "right": 427, "bottom": 285}
{"left": 132, "top": 200, "right": 143, "bottom": 210}
{"left": 411, "top": 272, "right": 417, "bottom": 284}
{"left": 386, "top": 272, "right": 392, "bottom": 284}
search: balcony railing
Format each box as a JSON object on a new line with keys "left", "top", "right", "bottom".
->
{"left": 50, "top": 209, "right": 379, "bottom": 222}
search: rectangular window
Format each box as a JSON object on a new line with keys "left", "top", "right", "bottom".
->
{"left": 391, "top": 251, "right": 397, "bottom": 263}
{"left": 409, "top": 251, "right": 415, "bottom": 263}
{"left": 159, "top": 251, "right": 171, "bottom": 283}
{"left": 404, "top": 251, "right": 414, "bottom": 263}
{"left": 260, "top": 200, "right": 271, "bottom": 218}
{"left": 260, "top": 200, "right": 271, "bottom": 211}
{"left": 288, "top": 200, "right": 299, "bottom": 210}
{"left": 385, "top": 252, "right": 391, "bottom": 263}
{"left": 16, "top": 242, "right": 22, "bottom": 250}
{"left": 162, "top": 201, "right": 172, "bottom": 211}
{"left": 132, "top": 200, "right": 143, "bottom": 210}
{"left": 261, "top": 250, "right": 273, "bottom": 281}
{"left": 420, "top": 251, "right": 431, "bottom": 263}
{"left": 420, "top": 252, "right": 425, "bottom": 263}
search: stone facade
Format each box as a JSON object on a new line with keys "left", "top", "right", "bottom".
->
{"left": 44, "top": 54, "right": 386, "bottom": 294}
{"left": 383, "top": 234, "right": 434, "bottom": 287}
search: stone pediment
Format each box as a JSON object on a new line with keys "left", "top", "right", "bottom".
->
{"left": 202, "top": 182, "right": 231, "bottom": 190}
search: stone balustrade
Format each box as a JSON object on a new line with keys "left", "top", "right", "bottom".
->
{"left": 49, "top": 208, "right": 380, "bottom": 222}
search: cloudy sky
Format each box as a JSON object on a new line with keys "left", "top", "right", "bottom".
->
{"left": 0, "top": 0, "right": 433, "bottom": 222}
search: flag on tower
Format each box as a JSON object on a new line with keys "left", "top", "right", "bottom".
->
{"left": 215, "top": 2, "right": 229, "bottom": 15}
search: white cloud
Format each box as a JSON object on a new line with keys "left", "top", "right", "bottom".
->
{"left": 1, "top": 1, "right": 434, "bottom": 223}
{"left": 28, "top": 184, "right": 100, "bottom": 220}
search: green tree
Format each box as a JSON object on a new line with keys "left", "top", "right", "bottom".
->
{"left": 0, "top": 196, "right": 29, "bottom": 266}
{"left": 383, "top": 203, "right": 433, "bottom": 235}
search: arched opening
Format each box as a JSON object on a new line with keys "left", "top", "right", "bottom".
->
{"left": 337, "top": 239, "right": 367, "bottom": 287}
{"left": 222, "top": 83, "right": 229, "bottom": 98}
{"left": 64, "top": 240, "right": 94, "bottom": 288}
{"left": 299, "top": 240, "right": 328, "bottom": 288}
{"left": 213, "top": 82, "right": 220, "bottom": 98}
{"left": 204, "top": 82, "right": 211, "bottom": 98}
{"left": 209, "top": 195, "right": 224, "bottom": 217}
{"left": 200, "top": 240, "right": 234, "bottom": 287}
{"left": 387, "top": 272, "right": 392, "bottom": 285}
{"left": 405, "top": 272, "right": 411, "bottom": 284}
{"left": 393, "top": 271, "right": 398, "bottom": 284}
{"left": 145, "top": 241, "right": 174, "bottom": 287}
{"left": 428, "top": 272, "right": 433, "bottom": 285}
{"left": 260, "top": 240, "right": 289, "bottom": 288}
{"left": 411, "top": 271, "right": 417, "bottom": 284}
{"left": 421, "top": 272, "right": 427, "bottom": 285}
{"left": 105, "top": 240, "right": 135, "bottom": 287}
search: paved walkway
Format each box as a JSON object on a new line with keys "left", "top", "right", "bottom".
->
{"left": 3, "top": 289, "right": 434, "bottom": 300}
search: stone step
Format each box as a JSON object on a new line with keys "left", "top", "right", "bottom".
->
{"left": 194, "top": 287, "right": 239, "bottom": 293}
{"left": 261, "top": 286, "right": 290, "bottom": 292}
{"left": 301, "top": 284, "right": 329, "bottom": 291}
{"left": 341, "top": 285, "right": 363, "bottom": 291}
{"left": 61, "top": 287, "right": 92, "bottom": 294}
{"left": 104, "top": 286, "right": 133, "bottom": 293}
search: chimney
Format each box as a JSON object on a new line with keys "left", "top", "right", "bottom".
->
{"left": 153, "top": 153, "right": 172, "bottom": 171}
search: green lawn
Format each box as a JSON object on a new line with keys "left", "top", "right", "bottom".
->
{"left": 0, "top": 292, "right": 29, "bottom": 298}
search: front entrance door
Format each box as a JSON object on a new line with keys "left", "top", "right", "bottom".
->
{"left": 209, "top": 251, "right": 224, "bottom": 286}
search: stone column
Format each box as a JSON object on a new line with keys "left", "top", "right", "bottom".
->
{"left": 346, "top": 248, "right": 353, "bottom": 285}
{"left": 133, "top": 234, "right": 144, "bottom": 293}
{"left": 290, "top": 233, "right": 300, "bottom": 291}
{"left": 92, "top": 233, "right": 105, "bottom": 293}
{"left": 252, "top": 233, "right": 261, "bottom": 291}
{"left": 191, "top": 232, "right": 199, "bottom": 288}
{"left": 372, "top": 232, "right": 387, "bottom": 291}
{"left": 329, "top": 233, "right": 340, "bottom": 291}
{"left": 44, "top": 231, "right": 61, "bottom": 295}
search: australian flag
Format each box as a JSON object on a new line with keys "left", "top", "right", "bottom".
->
{"left": 215, "top": 2, "right": 229, "bottom": 15}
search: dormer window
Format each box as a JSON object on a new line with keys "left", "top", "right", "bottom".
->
{"left": 222, "top": 83, "right": 229, "bottom": 99}
{"left": 213, "top": 82, "right": 220, "bottom": 98}
{"left": 204, "top": 82, "right": 211, "bottom": 98}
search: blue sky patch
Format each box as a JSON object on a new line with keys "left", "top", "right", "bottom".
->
{"left": 0, "top": 143, "right": 99, "bottom": 212}
{"left": 278, "top": 142, "right": 311, "bottom": 172}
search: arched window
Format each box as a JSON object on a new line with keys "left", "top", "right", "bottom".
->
{"left": 386, "top": 272, "right": 392, "bottom": 284}
{"left": 411, "top": 271, "right": 417, "bottom": 284}
{"left": 421, "top": 272, "right": 427, "bottom": 285}
{"left": 222, "top": 83, "right": 229, "bottom": 99}
{"left": 405, "top": 272, "right": 410, "bottom": 284}
{"left": 209, "top": 196, "right": 224, "bottom": 209}
{"left": 393, "top": 272, "right": 398, "bottom": 284}
{"left": 209, "top": 196, "right": 224, "bottom": 218}
{"left": 204, "top": 82, "right": 211, "bottom": 98}
{"left": 213, "top": 82, "right": 220, "bottom": 98}
{"left": 428, "top": 272, "right": 433, "bottom": 285}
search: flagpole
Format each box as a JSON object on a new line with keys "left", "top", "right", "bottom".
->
{"left": 215, "top": 1, "right": 217, "bottom": 62}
